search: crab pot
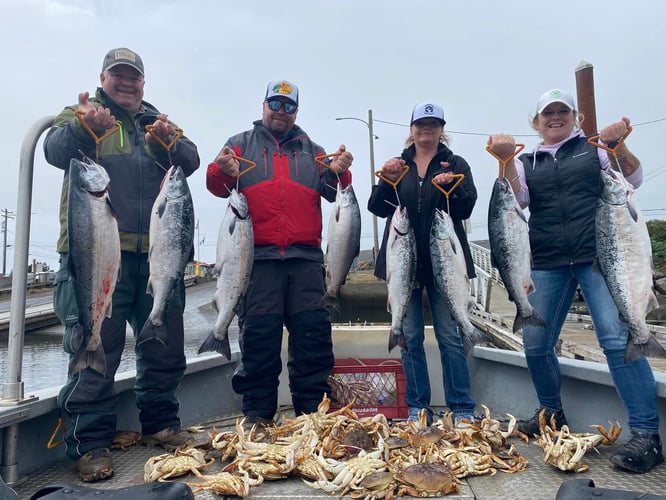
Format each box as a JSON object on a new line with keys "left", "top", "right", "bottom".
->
{"left": 328, "top": 358, "right": 408, "bottom": 419}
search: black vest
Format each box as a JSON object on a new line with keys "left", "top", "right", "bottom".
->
{"left": 520, "top": 135, "right": 602, "bottom": 269}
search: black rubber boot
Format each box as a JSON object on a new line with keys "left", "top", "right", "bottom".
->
{"left": 610, "top": 430, "right": 664, "bottom": 473}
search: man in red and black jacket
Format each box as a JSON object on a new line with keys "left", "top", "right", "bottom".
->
{"left": 206, "top": 80, "right": 353, "bottom": 422}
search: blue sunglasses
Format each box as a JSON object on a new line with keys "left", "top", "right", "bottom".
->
{"left": 267, "top": 100, "right": 297, "bottom": 114}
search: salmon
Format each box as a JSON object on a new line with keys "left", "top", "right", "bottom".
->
{"left": 67, "top": 157, "right": 120, "bottom": 376}
{"left": 321, "top": 183, "right": 361, "bottom": 312}
{"left": 137, "top": 165, "right": 194, "bottom": 346}
{"left": 198, "top": 189, "right": 253, "bottom": 360}
{"left": 595, "top": 168, "right": 665, "bottom": 362}
{"left": 488, "top": 177, "right": 545, "bottom": 333}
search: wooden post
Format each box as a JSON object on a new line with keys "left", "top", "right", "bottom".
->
{"left": 575, "top": 61, "right": 597, "bottom": 136}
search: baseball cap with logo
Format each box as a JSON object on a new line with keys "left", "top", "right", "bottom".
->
{"left": 410, "top": 102, "right": 446, "bottom": 125}
{"left": 102, "top": 48, "right": 145, "bottom": 76}
{"left": 265, "top": 80, "right": 299, "bottom": 105}
{"left": 536, "top": 89, "right": 575, "bottom": 114}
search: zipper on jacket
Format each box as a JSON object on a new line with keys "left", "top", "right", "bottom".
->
{"left": 116, "top": 121, "right": 124, "bottom": 148}
{"left": 293, "top": 151, "right": 298, "bottom": 177}
{"left": 263, "top": 147, "right": 268, "bottom": 176}
{"left": 278, "top": 151, "right": 286, "bottom": 257}
{"left": 134, "top": 127, "right": 144, "bottom": 253}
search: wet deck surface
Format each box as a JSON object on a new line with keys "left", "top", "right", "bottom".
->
{"left": 13, "top": 408, "right": 666, "bottom": 500}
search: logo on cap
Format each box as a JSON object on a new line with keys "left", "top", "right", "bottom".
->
{"left": 114, "top": 49, "right": 137, "bottom": 63}
{"left": 424, "top": 104, "right": 435, "bottom": 115}
{"left": 272, "top": 82, "right": 293, "bottom": 95}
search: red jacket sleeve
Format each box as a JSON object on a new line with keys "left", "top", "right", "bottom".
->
{"left": 206, "top": 162, "right": 236, "bottom": 198}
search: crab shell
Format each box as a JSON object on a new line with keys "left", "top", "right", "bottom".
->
{"left": 395, "top": 462, "right": 460, "bottom": 496}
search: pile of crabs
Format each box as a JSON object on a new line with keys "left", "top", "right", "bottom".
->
{"left": 141, "top": 395, "right": 621, "bottom": 498}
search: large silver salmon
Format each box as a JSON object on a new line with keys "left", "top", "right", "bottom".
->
{"left": 595, "top": 168, "right": 665, "bottom": 362}
{"left": 198, "top": 189, "right": 253, "bottom": 360}
{"left": 67, "top": 157, "right": 120, "bottom": 376}
{"left": 488, "top": 177, "right": 545, "bottom": 333}
{"left": 386, "top": 206, "right": 416, "bottom": 352}
{"left": 321, "top": 183, "right": 361, "bottom": 312}
{"left": 430, "top": 208, "right": 486, "bottom": 353}
{"left": 137, "top": 165, "right": 194, "bottom": 346}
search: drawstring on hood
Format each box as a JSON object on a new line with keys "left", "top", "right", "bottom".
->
{"left": 531, "top": 129, "right": 584, "bottom": 170}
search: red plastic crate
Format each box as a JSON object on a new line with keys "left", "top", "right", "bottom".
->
{"left": 328, "top": 358, "right": 408, "bottom": 419}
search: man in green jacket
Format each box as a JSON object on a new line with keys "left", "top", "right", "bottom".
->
{"left": 44, "top": 47, "right": 200, "bottom": 482}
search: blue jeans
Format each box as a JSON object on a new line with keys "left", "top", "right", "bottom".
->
{"left": 524, "top": 263, "right": 659, "bottom": 433}
{"left": 400, "top": 284, "right": 476, "bottom": 419}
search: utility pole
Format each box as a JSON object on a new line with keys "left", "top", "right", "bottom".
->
{"left": 335, "top": 112, "right": 380, "bottom": 259}
{"left": 2, "top": 209, "right": 15, "bottom": 276}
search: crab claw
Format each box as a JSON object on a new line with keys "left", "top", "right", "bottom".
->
{"left": 590, "top": 421, "right": 622, "bottom": 445}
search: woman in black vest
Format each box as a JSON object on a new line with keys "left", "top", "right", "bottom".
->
{"left": 487, "top": 89, "right": 662, "bottom": 474}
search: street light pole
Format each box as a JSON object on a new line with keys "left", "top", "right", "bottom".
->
{"left": 335, "top": 111, "right": 380, "bottom": 259}
{"left": 366, "top": 110, "right": 380, "bottom": 259}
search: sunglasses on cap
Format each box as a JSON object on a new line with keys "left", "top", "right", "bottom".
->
{"left": 266, "top": 100, "right": 297, "bottom": 114}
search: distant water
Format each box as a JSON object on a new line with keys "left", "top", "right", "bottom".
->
{"left": 0, "top": 281, "right": 237, "bottom": 393}
{"left": 2, "top": 281, "right": 665, "bottom": 393}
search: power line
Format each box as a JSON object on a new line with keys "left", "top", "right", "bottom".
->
{"left": 373, "top": 115, "right": 666, "bottom": 138}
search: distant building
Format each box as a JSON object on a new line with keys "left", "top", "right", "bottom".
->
{"left": 34, "top": 271, "right": 56, "bottom": 284}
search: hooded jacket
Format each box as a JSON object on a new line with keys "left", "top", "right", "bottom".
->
{"left": 206, "top": 120, "right": 351, "bottom": 262}
{"left": 369, "top": 142, "right": 477, "bottom": 286}
{"left": 44, "top": 88, "right": 200, "bottom": 254}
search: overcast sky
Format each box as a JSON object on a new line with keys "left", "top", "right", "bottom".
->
{"left": 1, "top": 0, "right": 665, "bottom": 271}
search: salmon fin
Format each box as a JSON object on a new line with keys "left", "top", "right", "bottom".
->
{"left": 646, "top": 292, "right": 659, "bottom": 315}
{"left": 626, "top": 199, "right": 639, "bottom": 223}
{"left": 68, "top": 324, "right": 85, "bottom": 354}
{"left": 513, "top": 310, "right": 546, "bottom": 333}
{"left": 527, "top": 280, "right": 535, "bottom": 295}
{"left": 198, "top": 331, "right": 232, "bottom": 360}
{"left": 106, "top": 197, "right": 120, "bottom": 220}
{"left": 319, "top": 290, "right": 341, "bottom": 313}
{"left": 388, "top": 327, "right": 407, "bottom": 353}
{"left": 462, "top": 327, "right": 490, "bottom": 355}
{"left": 514, "top": 205, "right": 528, "bottom": 223}
{"left": 624, "top": 336, "right": 666, "bottom": 363}
{"left": 104, "top": 300, "right": 113, "bottom": 319}
{"left": 136, "top": 318, "right": 169, "bottom": 347}
{"left": 69, "top": 342, "right": 107, "bottom": 377}
{"left": 156, "top": 197, "right": 168, "bottom": 218}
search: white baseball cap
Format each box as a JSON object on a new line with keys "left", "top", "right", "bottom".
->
{"left": 536, "top": 89, "right": 575, "bottom": 114}
{"left": 410, "top": 102, "right": 446, "bottom": 125}
{"left": 265, "top": 80, "right": 299, "bottom": 105}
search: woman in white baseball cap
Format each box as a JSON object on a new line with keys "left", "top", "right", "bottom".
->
{"left": 369, "top": 102, "right": 482, "bottom": 427}
{"left": 487, "top": 89, "right": 663, "bottom": 474}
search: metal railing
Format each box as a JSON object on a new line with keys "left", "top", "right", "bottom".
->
{"left": 469, "top": 241, "right": 505, "bottom": 313}
{"left": 1, "top": 116, "right": 55, "bottom": 485}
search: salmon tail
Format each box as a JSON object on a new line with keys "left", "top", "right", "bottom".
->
{"left": 69, "top": 343, "right": 107, "bottom": 377}
{"left": 624, "top": 336, "right": 666, "bottom": 363}
{"left": 198, "top": 331, "right": 232, "bottom": 360}
{"left": 319, "top": 290, "right": 341, "bottom": 313}
{"left": 388, "top": 327, "right": 408, "bottom": 353}
{"left": 513, "top": 310, "right": 546, "bottom": 333}
{"left": 136, "top": 318, "right": 169, "bottom": 347}
{"left": 462, "top": 327, "right": 490, "bottom": 355}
